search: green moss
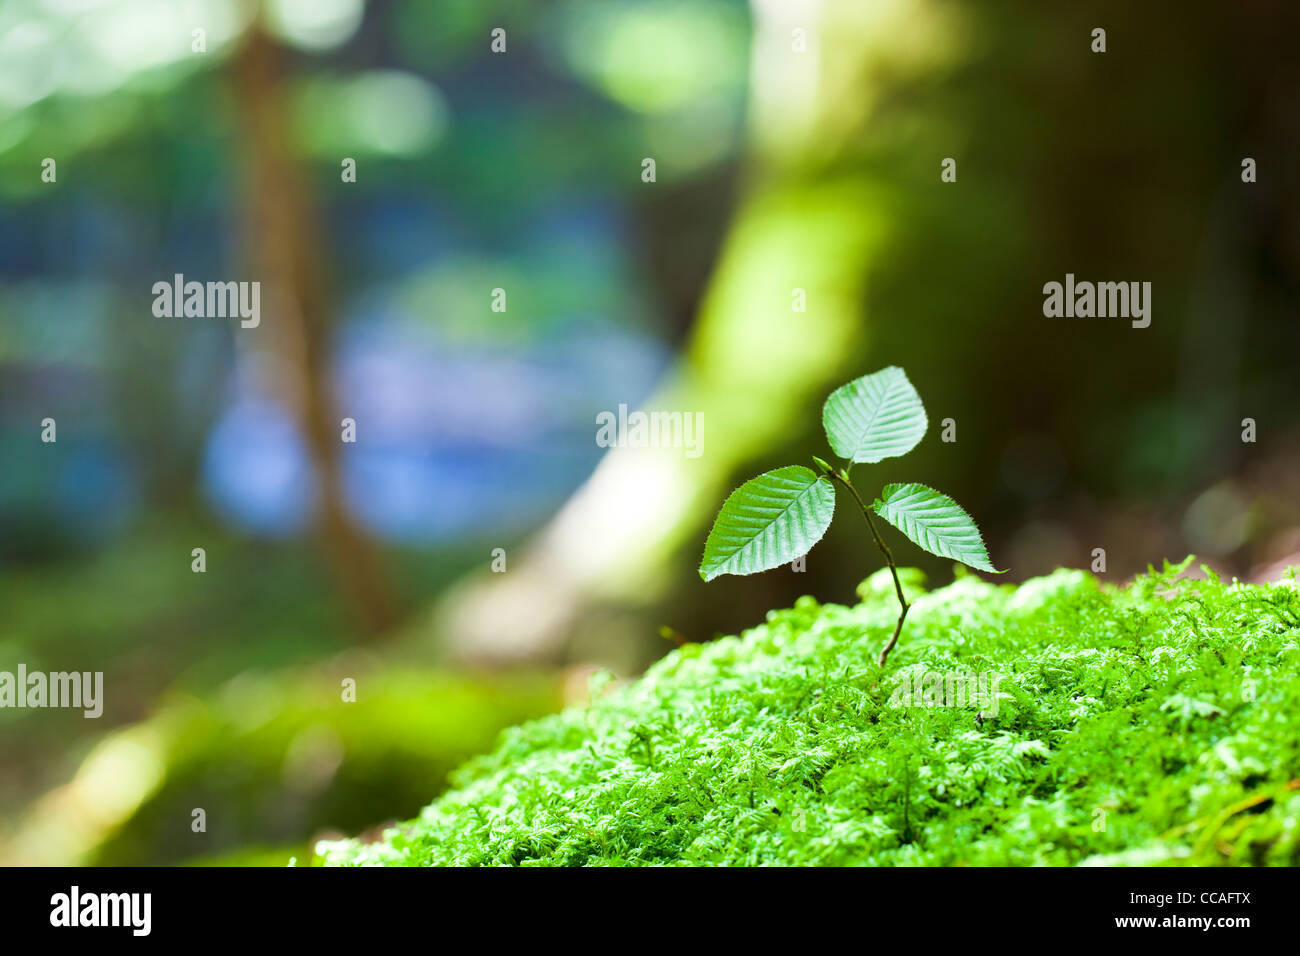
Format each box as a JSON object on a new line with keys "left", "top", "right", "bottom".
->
{"left": 319, "top": 561, "right": 1300, "bottom": 866}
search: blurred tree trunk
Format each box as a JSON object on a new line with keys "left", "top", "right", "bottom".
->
{"left": 229, "top": 17, "right": 399, "bottom": 637}
{"left": 436, "top": 0, "right": 899, "bottom": 663}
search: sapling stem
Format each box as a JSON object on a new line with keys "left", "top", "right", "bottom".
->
{"left": 826, "top": 469, "right": 910, "bottom": 668}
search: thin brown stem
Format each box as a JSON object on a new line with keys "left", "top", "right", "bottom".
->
{"left": 826, "top": 469, "right": 910, "bottom": 667}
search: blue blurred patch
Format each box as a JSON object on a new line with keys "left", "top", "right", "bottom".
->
{"left": 200, "top": 312, "right": 669, "bottom": 543}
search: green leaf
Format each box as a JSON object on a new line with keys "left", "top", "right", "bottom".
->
{"left": 699, "top": 466, "right": 835, "bottom": 581}
{"left": 822, "top": 366, "right": 927, "bottom": 463}
{"left": 872, "top": 483, "right": 1000, "bottom": 573}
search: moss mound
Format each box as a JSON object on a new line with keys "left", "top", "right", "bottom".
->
{"left": 319, "top": 562, "right": 1300, "bottom": 866}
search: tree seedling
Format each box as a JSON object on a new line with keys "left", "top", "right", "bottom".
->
{"left": 699, "top": 366, "right": 1002, "bottom": 667}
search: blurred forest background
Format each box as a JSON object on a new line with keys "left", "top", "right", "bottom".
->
{"left": 1, "top": 0, "right": 1298, "bottom": 865}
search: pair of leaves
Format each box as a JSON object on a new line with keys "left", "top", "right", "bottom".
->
{"left": 699, "top": 368, "right": 998, "bottom": 581}
{"left": 699, "top": 473, "right": 996, "bottom": 580}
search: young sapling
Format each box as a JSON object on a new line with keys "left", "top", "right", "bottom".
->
{"left": 699, "top": 366, "right": 1003, "bottom": 666}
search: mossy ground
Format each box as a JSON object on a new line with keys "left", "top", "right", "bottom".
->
{"left": 318, "top": 561, "right": 1300, "bottom": 866}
